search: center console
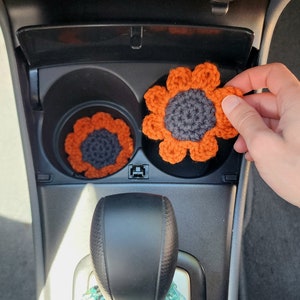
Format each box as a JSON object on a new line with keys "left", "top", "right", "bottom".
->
{"left": 0, "top": 1, "right": 290, "bottom": 299}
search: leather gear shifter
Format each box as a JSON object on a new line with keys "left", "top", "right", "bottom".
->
{"left": 90, "top": 193, "right": 178, "bottom": 300}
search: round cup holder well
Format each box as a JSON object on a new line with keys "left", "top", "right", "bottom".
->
{"left": 141, "top": 72, "right": 237, "bottom": 179}
{"left": 41, "top": 67, "right": 140, "bottom": 179}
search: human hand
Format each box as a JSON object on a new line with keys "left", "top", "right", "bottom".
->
{"left": 222, "top": 63, "right": 300, "bottom": 207}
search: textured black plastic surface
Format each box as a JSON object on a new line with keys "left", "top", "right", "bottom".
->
{"left": 41, "top": 183, "right": 235, "bottom": 299}
{"left": 90, "top": 193, "right": 178, "bottom": 300}
{"left": 5, "top": 0, "right": 269, "bottom": 49}
{"left": 16, "top": 25, "right": 254, "bottom": 68}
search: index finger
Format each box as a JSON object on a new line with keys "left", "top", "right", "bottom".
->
{"left": 226, "top": 63, "right": 299, "bottom": 95}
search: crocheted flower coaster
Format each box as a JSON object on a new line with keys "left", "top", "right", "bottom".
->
{"left": 64, "top": 112, "right": 134, "bottom": 178}
{"left": 142, "top": 62, "right": 243, "bottom": 164}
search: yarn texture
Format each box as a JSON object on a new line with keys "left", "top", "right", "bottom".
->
{"left": 81, "top": 129, "right": 122, "bottom": 169}
{"left": 142, "top": 62, "right": 243, "bottom": 164}
{"left": 64, "top": 112, "right": 134, "bottom": 178}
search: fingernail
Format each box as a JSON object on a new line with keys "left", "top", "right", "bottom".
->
{"left": 222, "top": 95, "right": 241, "bottom": 115}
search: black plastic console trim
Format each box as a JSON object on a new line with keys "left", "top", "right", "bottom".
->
{"left": 16, "top": 24, "right": 254, "bottom": 68}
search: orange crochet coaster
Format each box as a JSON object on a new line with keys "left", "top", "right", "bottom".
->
{"left": 142, "top": 62, "right": 243, "bottom": 164}
{"left": 64, "top": 112, "right": 134, "bottom": 179}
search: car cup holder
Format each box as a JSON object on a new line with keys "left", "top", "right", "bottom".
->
{"left": 41, "top": 63, "right": 241, "bottom": 180}
{"left": 41, "top": 67, "right": 140, "bottom": 179}
{"left": 142, "top": 62, "right": 242, "bottom": 178}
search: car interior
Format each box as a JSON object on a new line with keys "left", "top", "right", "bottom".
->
{"left": 0, "top": 0, "right": 299, "bottom": 299}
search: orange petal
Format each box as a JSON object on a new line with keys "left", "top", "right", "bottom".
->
{"left": 115, "top": 147, "right": 133, "bottom": 171}
{"left": 73, "top": 117, "right": 94, "bottom": 139}
{"left": 112, "top": 119, "right": 131, "bottom": 136}
{"left": 85, "top": 165, "right": 105, "bottom": 179}
{"left": 166, "top": 67, "right": 192, "bottom": 96}
{"left": 213, "top": 109, "right": 239, "bottom": 139}
{"left": 144, "top": 86, "right": 169, "bottom": 114}
{"left": 91, "top": 112, "right": 114, "bottom": 130}
{"left": 117, "top": 138, "right": 134, "bottom": 160}
{"left": 103, "top": 118, "right": 119, "bottom": 133}
{"left": 142, "top": 114, "right": 168, "bottom": 140}
{"left": 118, "top": 135, "right": 134, "bottom": 153}
{"left": 211, "top": 86, "right": 243, "bottom": 105}
{"left": 191, "top": 62, "right": 220, "bottom": 92}
{"left": 68, "top": 155, "right": 89, "bottom": 173}
{"left": 159, "top": 138, "right": 187, "bottom": 164}
{"left": 223, "top": 86, "right": 243, "bottom": 97}
{"left": 189, "top": 133, "right": 218, "bottom": 162}
{"left": 214, "top": 125, "right": 238, "bottom": 139}
{"left": 211, "top": 87, "right": 242, "bottom": 139}
{"left": 64, "top": 132, "right": 82, "bottom": 155}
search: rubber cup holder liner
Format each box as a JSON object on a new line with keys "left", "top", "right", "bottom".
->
{"left": 56, "top": 102, "right": 136, "bottom": 179}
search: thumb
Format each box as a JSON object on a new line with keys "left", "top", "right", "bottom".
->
{"left": 222, "top": 95, "right": 270, "bottom": 143}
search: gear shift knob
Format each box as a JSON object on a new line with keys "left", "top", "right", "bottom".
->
{"left": 90, "top": 193, "right": 178, "bottom": 300}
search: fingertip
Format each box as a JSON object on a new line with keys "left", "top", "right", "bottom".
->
{"left": 233, "top": 135, "right": 248, "bottom": 153}
{"left": 244, "top": 152, "right": 254, "bottom": 161}
{"left": 222, "top": 95, "right": 243, "bottom": 116}
{"left": 222, "top": 94, "right": 268, "bottom": 145}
